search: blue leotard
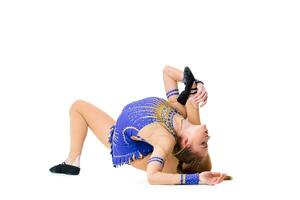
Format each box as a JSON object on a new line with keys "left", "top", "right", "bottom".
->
{"left": 108, "top": 96, "right": 181, "bottom": 167}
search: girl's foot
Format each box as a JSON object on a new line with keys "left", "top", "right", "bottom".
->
{"left": 49, "top": 162, "right": 80, "bottom": 175}
{"left": 177, "top": 66, "right": 195, "bottom": 105}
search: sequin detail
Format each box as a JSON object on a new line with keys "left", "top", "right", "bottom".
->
{"left": 108, "top": 96, "right": 180, "bottom": 167}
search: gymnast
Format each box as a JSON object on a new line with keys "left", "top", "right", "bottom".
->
{"left": 49, "top": 65, "right": 231, "bottom": 185}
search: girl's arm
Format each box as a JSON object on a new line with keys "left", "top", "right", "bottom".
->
{"left": 163, "top": 65, "right": 187, "bottom": 118}
{"left": 146, "top": 128, "right": 225, "bottom": 185}
{"left": 146, "top": 128, "right": 197, "bottom": 185}
{"left": 163, "top": 65, "right": 200, "bottom": 123}
{"left": 147, "top": 144, "right": 182, "bottom": 185}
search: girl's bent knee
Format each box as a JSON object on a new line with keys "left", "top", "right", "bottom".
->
{"left": 69, "top": 99, "right": 86, "bottom": 114}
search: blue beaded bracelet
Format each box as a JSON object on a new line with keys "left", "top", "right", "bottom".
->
{"left": 180, "top": 173, "right": 200, "bottom": 185}
{"left": 186, "top": 173, "right": 200, "bottom": 184}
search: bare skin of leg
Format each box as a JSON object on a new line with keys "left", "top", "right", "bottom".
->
{"left": 65, "top": 100, "right": 115, "bottom": 165}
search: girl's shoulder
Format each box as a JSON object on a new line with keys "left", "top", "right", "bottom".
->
{"left": 138, "top": 122, "right": 176, "bottom": 152}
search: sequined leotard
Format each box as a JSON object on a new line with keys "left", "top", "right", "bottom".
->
{"left": 108, "top": 96, "right": 181, "bottom": 167}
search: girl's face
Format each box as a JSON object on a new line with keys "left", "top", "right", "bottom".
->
{"left": 188, "top": 124, "right": 210, "bottom": 157}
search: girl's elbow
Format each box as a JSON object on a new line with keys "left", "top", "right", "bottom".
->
{"left": 147, "top": 172, "right": 158, "bottom": 185}
{"left": 163, "top": 65, "right": 171, "bottom": 75}
{"left": 147, "top": 176, "right": 156, "bottom": 185}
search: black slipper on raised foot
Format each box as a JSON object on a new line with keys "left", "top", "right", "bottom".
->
{"left": 177, "top": 66, "right": 195, "bottom": 105}
{"left": 49, "top": 162, "right": 80, "bottom": 175}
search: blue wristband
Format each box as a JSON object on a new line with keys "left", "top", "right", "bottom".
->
{"left": 180, "top": 173, "right": 200, "bottom": 185}
{"left": 186, "top": 173, "right": 200, "bottom": 184}
{"left": 166, "top": 89, "right": 179, "bottom": 99}
{"left": 147, "top": 156, "right": 165, "bottom": 167}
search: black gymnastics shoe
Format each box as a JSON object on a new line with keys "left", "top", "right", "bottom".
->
{"left": 177, "top": 66, "right": 195, "bottom": 105}
{"left": 49, "top": 162, "right": 80, "bottom": 175}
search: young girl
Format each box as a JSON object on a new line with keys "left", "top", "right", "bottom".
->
{"left": 49, "top": 65, "right": 230, "bottom": 185}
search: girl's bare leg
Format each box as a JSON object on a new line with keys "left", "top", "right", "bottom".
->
{"left": 65, "top": 100, "right": 115, "bottom": 166}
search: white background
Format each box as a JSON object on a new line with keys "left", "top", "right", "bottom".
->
{"left": 1, "top": 0, "right": 300, "bottom": 199}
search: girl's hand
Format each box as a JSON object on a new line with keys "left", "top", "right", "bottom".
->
{"left": 199, "top": 171, "right": 227, "bottom": 185}
{"left": 190, "top": 83, "right": 208, "bottom": 108}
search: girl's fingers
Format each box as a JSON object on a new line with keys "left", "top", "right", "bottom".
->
{"left": 192, "top": 95, "right": 200, "bottom": 102}
{"left": 200, "top": 96, "right": 208, "bottom": 107}
{"left": 191, "top": 94, "right": 198, "bottom": 100}
{"left": 191, "top": 90, "right": 208, "bottom": 108}
{"left": 212, "top": 175, "right": 223, "bottom": 185}
{"left": 194, "top": 90, "right": 205, "bottom": 100}
{"left": 192, "top": 96, "right": 200, "bottom": 103}
{"left": 200, "top": 92, "right": 208, "bottom": 101}
{"left": 192, "top": 95, "right": 200, "bottom": 101}
{"left": 197, "top": 94, "right": 207, "bottom": 104}
{"left": 193, "top": 89, "right": 203, "bottom": 99}
{"left": 198, "top": 91, "right": 207, "bottom": 102}
{"left": 216, "top": 174, "right": 226, "bottom": 184}
{"left": 199, "top": 90, "right": 207, "bottom": 100}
